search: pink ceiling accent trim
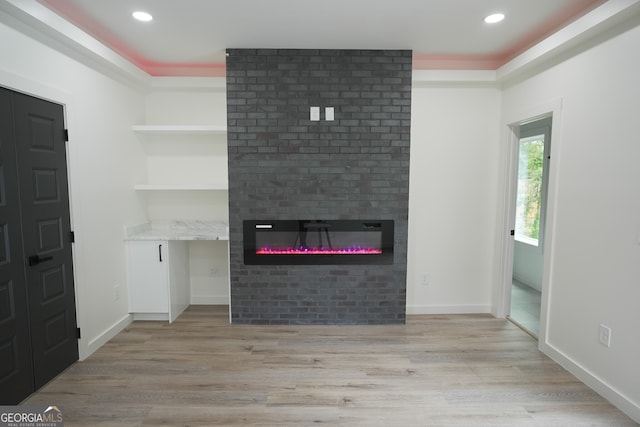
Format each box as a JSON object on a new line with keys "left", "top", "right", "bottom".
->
{"left": 412, "top": 55, "right": 504, "bottom": 71}
{"left": 37, "top": 0, "right": 227, "bottom": 76}
{"left": 496, "top": 0, "right": 608, "bottom": 65}
{"left": 141, "top": 62, "right": 227, "bottom": 77}
{"left": 37, "top": 0, "right": 154, "bottom": 70}
{"left": 37, "top": 0, "right": 609, "bottom": 76}
{"left": 413, "top": 0, "right": 608, "bottom": 71}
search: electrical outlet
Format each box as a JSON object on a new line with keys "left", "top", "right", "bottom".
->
{"left": 420, "top": 272, "right": 430, "bottom": 286}
{"left": 599, "top": 324, "right": 612, "bottom": 348}
{"left": 114, "top": 284, "right": 120, "bottom": 301}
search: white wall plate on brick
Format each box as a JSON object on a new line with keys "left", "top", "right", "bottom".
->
{"left": 325, "top": 107, "right": 334, "bottom": 121}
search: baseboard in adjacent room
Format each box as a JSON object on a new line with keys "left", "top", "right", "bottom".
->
{"left": 190, "top": 295, "right": 229, "bottom": 305}
{"left": 406, "top": 304, "right": 492, "bottom": 315}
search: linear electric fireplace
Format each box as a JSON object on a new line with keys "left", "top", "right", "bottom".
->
{"left": 243, "top": 220, "right": 394, "bottom": 265}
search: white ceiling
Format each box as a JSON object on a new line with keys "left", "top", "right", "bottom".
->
{"left": 33, "top": 0, "right": 607, "bottom": 76}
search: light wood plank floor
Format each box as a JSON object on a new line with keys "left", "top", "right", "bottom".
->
{"left": 25, "top": 306, "right": 637, "bottom": 426}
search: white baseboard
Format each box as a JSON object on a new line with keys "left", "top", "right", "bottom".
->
{"left": 132, "top": 313, "right": 169, "bottom": 321}
{"left": 406, "top": 304, "right": 491, "bottom": 315}
{"left": 79, "top": 313, "right": 132, "bottom": 361}
{"left": 190, "top": 295, "right": 229, "bottom": 305}
{"left": 512, "top": 275, "right": 542, "bottom": 292}
{"left": 539, "top": 341, "right": 640, "bottom": 423}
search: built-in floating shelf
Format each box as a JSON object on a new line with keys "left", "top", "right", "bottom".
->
{"left": 132, "top": 125, "right": 227, "bottom": 134}
{"left": 134, "top": 184, "right": 228, "bottom": 191}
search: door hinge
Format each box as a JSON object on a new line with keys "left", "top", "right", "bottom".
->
{"left": 70, "top": 231, "right": 75, "bottom": 243}
{"left": 76, "top": 327, "right": 81, "bottom": 339}
{"left": 64, "top": 129, "right": 69, "bottom": 142}
{"left": 510, "top": 229, "right": 515, "bottom": 236}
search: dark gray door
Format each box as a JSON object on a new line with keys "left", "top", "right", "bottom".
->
{"left": 0, "top": 88, "right": 78, "bottom": 404}
{"left": 0, "top": 88, "right": 35, "bottom": 404}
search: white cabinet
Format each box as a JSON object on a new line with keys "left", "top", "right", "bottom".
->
{"left": 127, "top": 240, "right": 190, "bottom": 322}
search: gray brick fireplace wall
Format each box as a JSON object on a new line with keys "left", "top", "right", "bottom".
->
{"left": 226, "top": 49, "right": 411, "bottom": 324}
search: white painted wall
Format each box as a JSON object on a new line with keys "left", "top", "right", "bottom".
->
{"left": 143, "top": 85, "right": 230, "bottom": 304}
{"left": 0, "top": 21, "right": 147, "bottom": 360}
{"left": 500, "top": 24, "right": 640, "bottom": 420}
{"left": 513, "top": 241, "right": 543, "bottom": 291}
{"left": 407, "top": 85, "right": 501, "bottom": 314}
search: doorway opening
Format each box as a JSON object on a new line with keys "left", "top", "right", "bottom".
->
{"left": 508, "top": 117, "right": 552, "bottom": 338}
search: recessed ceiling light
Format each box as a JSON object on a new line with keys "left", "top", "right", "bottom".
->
{"left": 484, "top": 13, "right": 505, "bottom": 24}
{"left": 132, "top": 11, "right": 153, "bottom": 22}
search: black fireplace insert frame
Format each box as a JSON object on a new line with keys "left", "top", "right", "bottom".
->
{"left": 243, "top": 220, "right": 394, "bottom": 265}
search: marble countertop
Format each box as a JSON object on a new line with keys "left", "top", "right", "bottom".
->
{"left": 125, "top": 221, "right": 229, "bottom": 241}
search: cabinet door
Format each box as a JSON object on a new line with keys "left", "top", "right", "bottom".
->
{"left": 128, "top": 241, "right": 169, "bottom": 313}
{"left": 168, "top": 241, "right": 189, "bottom": 322}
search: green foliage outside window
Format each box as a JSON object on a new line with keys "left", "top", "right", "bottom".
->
{"left": 515, "top": 136, "right": 544, "bottom": 243}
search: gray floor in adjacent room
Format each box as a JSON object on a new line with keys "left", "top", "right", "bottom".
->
{"left": 509, "top": 280, "right": 541, "bottom": 337}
